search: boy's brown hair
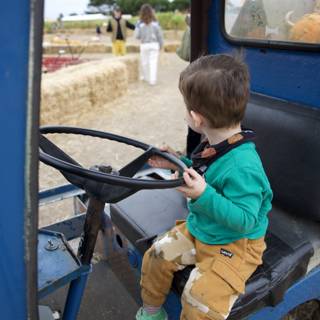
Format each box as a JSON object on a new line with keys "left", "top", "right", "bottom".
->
{"left": 179, "top": 54, "right": 250, "bottom": 128}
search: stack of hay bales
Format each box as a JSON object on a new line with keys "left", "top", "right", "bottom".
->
{"left": 41, "top": 56, "right": 139, "bottom": 125}
{"left": 43, "top": 42, "right": 180, "bottom": 55}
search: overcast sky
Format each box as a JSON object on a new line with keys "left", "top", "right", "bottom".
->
{"left": 45, "top": 0, "right": 89, "bottom": 20}
{"left": 44, "top": 0, "right": 247, "bottom": 20}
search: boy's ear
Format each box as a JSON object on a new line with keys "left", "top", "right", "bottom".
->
{"left": 190, "top": 110, "right": 205, "bottom": 128}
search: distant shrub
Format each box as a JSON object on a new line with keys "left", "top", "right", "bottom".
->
{"left": 128, "top": 17, "right": 138, "bottom": 26}
{"left": 44, "top": 20, "right": 108, "bottom": 33}
{"left": 44, "top": 12, "right": 186, "bottom": 33}
{"left": 170, "top": 14, "right": 186, "bottom": 30}
{"left": 156, "top": 12, "right": 186, "bottom": 30}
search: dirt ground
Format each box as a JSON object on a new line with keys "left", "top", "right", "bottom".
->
{"left": 39, "top": 52, "right": 188, "bottom": 226}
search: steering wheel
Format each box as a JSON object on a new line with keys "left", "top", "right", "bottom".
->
{"left": 39, "top": 126, "right": 187, "bottom": 203}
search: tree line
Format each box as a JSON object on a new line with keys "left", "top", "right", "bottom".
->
{"left": 89, "top": 0, "right": 190, "bottom": 15}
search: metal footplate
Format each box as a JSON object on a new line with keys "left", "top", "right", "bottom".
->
{"left": 38, "top": 230, "right": 89, "bottom": 299}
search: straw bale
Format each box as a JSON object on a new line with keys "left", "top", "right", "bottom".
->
{"left": 117, "top": 56, "right": 139, "bottom": 83}
{"left": 41, "top": 56, "right": 139, "bottom": 125}
{"left": 51, "top": 37, "right": 83, "bottom": 46}
{"left": 43, "top": 44, "right": 112, "bottom": 55}
{"left": 43, "top": 43, "right": 180, "bottom": 55}
{"left": 164, "top": 42, "right": 180, "bottom": 53}
{"left": 126, "top": 44, "right": 140, "bottom": 53}
{"left": 85, "top": 43, "right": 111, "bottom": 53}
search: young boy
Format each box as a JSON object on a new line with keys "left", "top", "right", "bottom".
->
{"left": 136, "top": 54, "right": 273, "bottom": 320}
{"left": 107, "top": 7, "right": 135, "bottom": 56}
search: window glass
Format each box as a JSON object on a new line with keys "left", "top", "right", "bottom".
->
{"left": 225, "top": 0, "right": 320, "bottom": 44}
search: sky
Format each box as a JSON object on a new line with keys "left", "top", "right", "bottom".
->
{"left": 44, "top": 0, "right": 246, "bottom": 21}
{"left": 45, "top": 0, "right": 89, "bottom": 20}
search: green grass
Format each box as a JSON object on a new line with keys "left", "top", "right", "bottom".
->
{"left": 44, "top": 12, "right": 186, "bottom": 33}
{"left": 157, "top": 12, "right": 186, "bottom": 30}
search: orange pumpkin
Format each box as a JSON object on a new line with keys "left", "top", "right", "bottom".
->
{"left": 289, "top": 13, "right": 320, "bottom": 43}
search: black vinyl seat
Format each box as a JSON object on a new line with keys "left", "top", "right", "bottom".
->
{"left": 110, "top": 189, "right": 319, "bottom": 318}
{"left": 110, "top": 93, "right": 320, "bottom": 318}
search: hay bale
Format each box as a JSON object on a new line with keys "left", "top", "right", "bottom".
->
{"left": 43, "top": 42, "right": 180, "bottom": 55}
{"left": 126, "top": 44, "right": 140, "bottom": 53}
{"left": 43, "top": 44, "right": 112, "bottom": 55}
{"left": 41, "top": 56, "right": 139, "bottom": 125}
{"left": 117, "top": 56, "right": 139, "bottom": 83}
{"left": 51, "top": 37, "right": 83, "bottom": 46}
{"left": 42, "top": 45, "right": 68, "bottom": 55}
{"left": 164, "top": 42, "right": 180, "bottom": 53}
{"left": 85, "top": 43, "right": 112, "bottom": 53}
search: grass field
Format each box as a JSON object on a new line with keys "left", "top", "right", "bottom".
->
{"left": 45, "top": 12, "right": 187, "bottom": 33}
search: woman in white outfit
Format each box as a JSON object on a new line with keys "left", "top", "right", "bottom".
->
{"left": 135, "top": 4, "right": 164, "bottom": 85}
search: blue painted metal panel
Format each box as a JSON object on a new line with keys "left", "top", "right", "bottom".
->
{"left": 39, "top": 184, "right": 84, "bottom": 206}
{"left": 0, "top": 1, "right": 31, "bottom": 319}
{"left": 38, "top": 230, "right": 88, "bottom": 299}
{"left": 62, "top": 269, "right": 92, "bottom": 320}
{"left": 249, "top": 266, "right": 320, "bottom": 319}
{"left": 208, "top": 0, "right": 320, "bottom": 109}
{"left": 42, "top": 214, "right": 87, "bottom": 241}
{"left": 164, "top": 292, "right": 182, "bottom": 320}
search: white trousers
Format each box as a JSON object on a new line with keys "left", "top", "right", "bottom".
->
{"left": 140, "top": 42, "right": 160, "bottom": 85}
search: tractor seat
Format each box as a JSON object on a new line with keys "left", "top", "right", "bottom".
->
{"left": 111, "top": 93, "right": 320, "bottom": 318}
{"left": 110, "top": 188, "right": 320, "bottom": 318}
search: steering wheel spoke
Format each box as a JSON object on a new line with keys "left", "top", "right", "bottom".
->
{"left": 39, "top": 134, "right": 81, "bottom": 167}
{"left": 119, "top": 147, "right": 154, "bottom": 177}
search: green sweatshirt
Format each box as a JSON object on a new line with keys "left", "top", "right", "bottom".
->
{"left": 182, "top": 142, "right": 273, "bottom": 244}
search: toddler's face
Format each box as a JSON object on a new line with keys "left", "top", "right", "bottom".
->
{"left": 114, "top": 11, "right": 121, "bottom": 18}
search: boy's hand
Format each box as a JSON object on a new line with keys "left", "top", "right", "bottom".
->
{"left": 176, "top": 168, "right": 207, "bottom": 200}
{"left": 148, "top": 145, "right": 179, "bottom": 171}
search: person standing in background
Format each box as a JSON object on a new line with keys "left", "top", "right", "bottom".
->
{"left": 96, "top": 25, "right": 102, "bottom": 39}
{"left": 107, "top": 7, "right": 135, "bottom": 56}
{"left": 176, "top": 10, "right": 191, "bottom": 62}
{"left": 135, "top": 4, "right": 163, "bottom": 86}
{"left": 56, "top": 13, "right": 64, "bottom": 31}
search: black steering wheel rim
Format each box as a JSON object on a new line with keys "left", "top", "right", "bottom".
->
{"left": 39, "top": 126, "right": 187, "bottom": 189}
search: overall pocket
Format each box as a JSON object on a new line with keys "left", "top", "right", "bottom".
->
{"left": 185, "top": 257, "right": 245, "bottom": 318}
{"left": 210, "top": 257, "right": 245, "bottom": 294}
